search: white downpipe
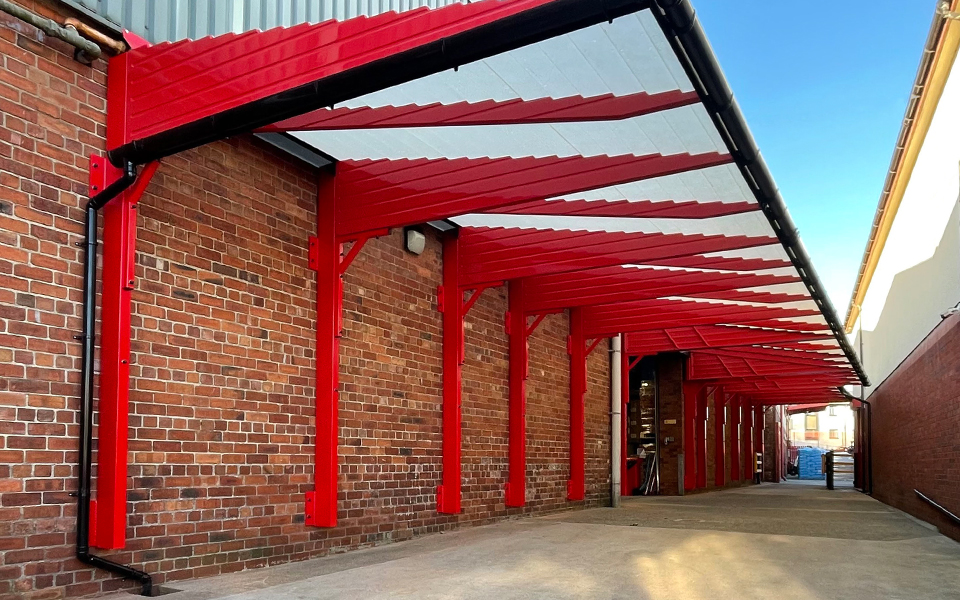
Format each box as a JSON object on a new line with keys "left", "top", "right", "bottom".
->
{"left": 611, "top": 334, "right": 622, "bottom": 508}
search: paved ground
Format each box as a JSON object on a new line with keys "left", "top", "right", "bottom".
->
{"left": 130, "top": 482, "right": 960, "bottom": 600}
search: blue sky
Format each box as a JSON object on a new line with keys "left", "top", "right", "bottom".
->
{"left": 693, "top": 1, "right": 934, "bottom": 312}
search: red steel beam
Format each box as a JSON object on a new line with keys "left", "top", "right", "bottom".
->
{"left": 109, "top": 0, "right": 650, "bottom": 160}
{"left": 505, "top": 280, "right": 527, "bottom": 508}
{"left": 625, "top": 326, "right": 834, "bottom": 356}
{"left": 686, "top": 289, "right": 808, "bottom": 304}
{"left": 584, "top": 301, "right": 822, "bottom": 338}
{"left": 335, "top": 152, "right": 732, "bottom": 238}
{"left": 688, "top": 353, "right": 853, "bottom": 380}
{"left": 697, "top": 348, "right": 852, "bottom": 373}
{"left": 523, "top": 266, "right": 798, "bottom": 312}
{"left": 459, "top": 227, "right": 776, "bottom": 287}
{"left": 654, "top": 253, "right": 791, "bottom": 271}
{"left": 487, "top": 197, "right": 756, "bottom": 220}
{"left": 93, "top": 157, "right": 159, "bottom": 549}
{"left": 699, "top": 347, "right": 851, "bottom": 369}
{"left": 567, "top": 307, "right": 587, "bottom": 501}
{"left": 261, "top": 89, "right": 702, "bottom": 131}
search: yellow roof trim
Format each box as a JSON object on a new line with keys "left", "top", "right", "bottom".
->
{"left": 846, "top": 1, "right": 960, "bottom": 333}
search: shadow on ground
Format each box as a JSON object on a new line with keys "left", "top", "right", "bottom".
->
{"left": 113, "top": 482, "right": 960, "bottom": 600}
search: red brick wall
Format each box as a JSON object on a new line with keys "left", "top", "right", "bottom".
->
{"left": 869, "top": 313, "right": 960, "bottom": 542}
{"left": 0, "top": 3, "right": 612, "bottom": 598}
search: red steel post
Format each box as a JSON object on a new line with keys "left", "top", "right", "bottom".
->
{"left": 620, "top": 351, "right": 630, "bottom": 497}
{"left": 506, "top": 280, "right": 527, "bottom": 507}
{"left": 714, "top": 386, "right": 726, "bottom": 487}
{"left": 567, "top": 307, "right": 586, "bottom": 501}
{"left": 773, "top": 422, "right": 783, "bottom": 483}
{"left": 742, "top": 400, "right": 753, "bottom": 481}
{"left": 306, "top": 171, "right": 340, "bottom": 527}
{"left": 438, "top": 233, "right": 463, "bottom": 514}
{"left": 729, "top": 395, "right": 740, "bottom": 482}
{"left": 93, "top": 158, "right": 158, "bottom": 549}
{"left": 682, "top": 381, "right": 700, "bottom": 492}
{"left": 754, "top": 405, "right": 764, "bottom": 479}
{"left": 696, "top": 386, "right": 708, "bottom": 489}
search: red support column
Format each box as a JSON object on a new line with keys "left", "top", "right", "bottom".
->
{"left": 753, "top": 406, "right": 764, "bottom": 481}
{"left": 729, "top": 395, "right": 741, "bottom": 482}
{"left": 506, "top": 280, "right": 527, "bottom": 507}
{"left": 773, "top": 420, "right": 783, "bottom": 483}
{"left": 740, "top": 400, "right": 755, "bottom": 482}
{"left": 306, "top": 170, "right": 340, "bottom": 527}
{"left": 620, "top": 351, "right": 630, "bottom": 497}
{"left": 438, "top": 233, "right": 463, "bottom": 514}
{"left": 742, "top": 400, "right": 752, "bottom": 481}
{"left": 93, "top": 157, "right": 158, "bottom": 549}
{"left": 682, "top": 381, "right": 700, "bottom": 492}
{"left": 714, "top": 387, "right": 726, "bottom": 487}
{"left": 696, "top": 387, "right": 708, "bottom": 489}
{"left": 567, "top": 307, "right": 586, "bottom": 501}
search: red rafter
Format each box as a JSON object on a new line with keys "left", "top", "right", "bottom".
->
{"left": 260, "top": 89, "right": 702, "bottom": 131}
{"left": 486, "top": 197, "right": 756, "bottom": 219}
{"left": 523, "top": 266, "right": 799, "bottom": 312}
{"left": 335, "top": 152, "right": 732, "bottom": 237}
{"left": 458, "top": 227, "right": 776, "bottom": 287}
{"left": 625, "top": 326, "right": 834, "bottom": 356}
{"left": 108, "top": 0, "right": 565, "bottom": 150}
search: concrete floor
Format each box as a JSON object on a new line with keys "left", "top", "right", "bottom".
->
{"left": 130, "top": 482, "right": 960, "bottom": 600}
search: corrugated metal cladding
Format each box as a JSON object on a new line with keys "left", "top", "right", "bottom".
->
{"left": 68, "top": 0, "right": 462, "bottom": 43}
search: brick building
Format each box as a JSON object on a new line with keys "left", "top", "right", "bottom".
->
{"left": 0, "top": 1, "right": 865, "bottom": 598}
{"left": 845, "top": 0, "right": 960, "bottom": 542}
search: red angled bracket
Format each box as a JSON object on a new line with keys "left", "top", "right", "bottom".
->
{"left": 585, "top": 337, "right": 605, "bottom": 357}
{"left": 306, "top": 172, "right": 388, "bottom": 528}
{"left": 91, "top": 155, "right": 159, "bottom": 549}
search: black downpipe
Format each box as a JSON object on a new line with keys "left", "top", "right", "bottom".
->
{"left": 651, "top": 0, "right": 869, "bottom": 387}
{"left": 77, "top": 161, "right": 153, "bottom": 597}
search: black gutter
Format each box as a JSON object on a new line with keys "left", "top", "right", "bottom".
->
{"left": 650, "top": 0, "right": 869, "bottom": 386}
{"left": 77, "top": 161, "right": 153, "bottom": 597}
{"left": 107, "top": 0, "right": 650, "bottom": 167}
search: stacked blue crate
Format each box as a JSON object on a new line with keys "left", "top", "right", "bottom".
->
{"left": 798, "top": 446, "right": 826, "bottom": 480}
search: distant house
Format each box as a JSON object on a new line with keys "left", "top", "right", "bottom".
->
{"left": 787, "top": 404, "right": 855, "bottom": 450}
